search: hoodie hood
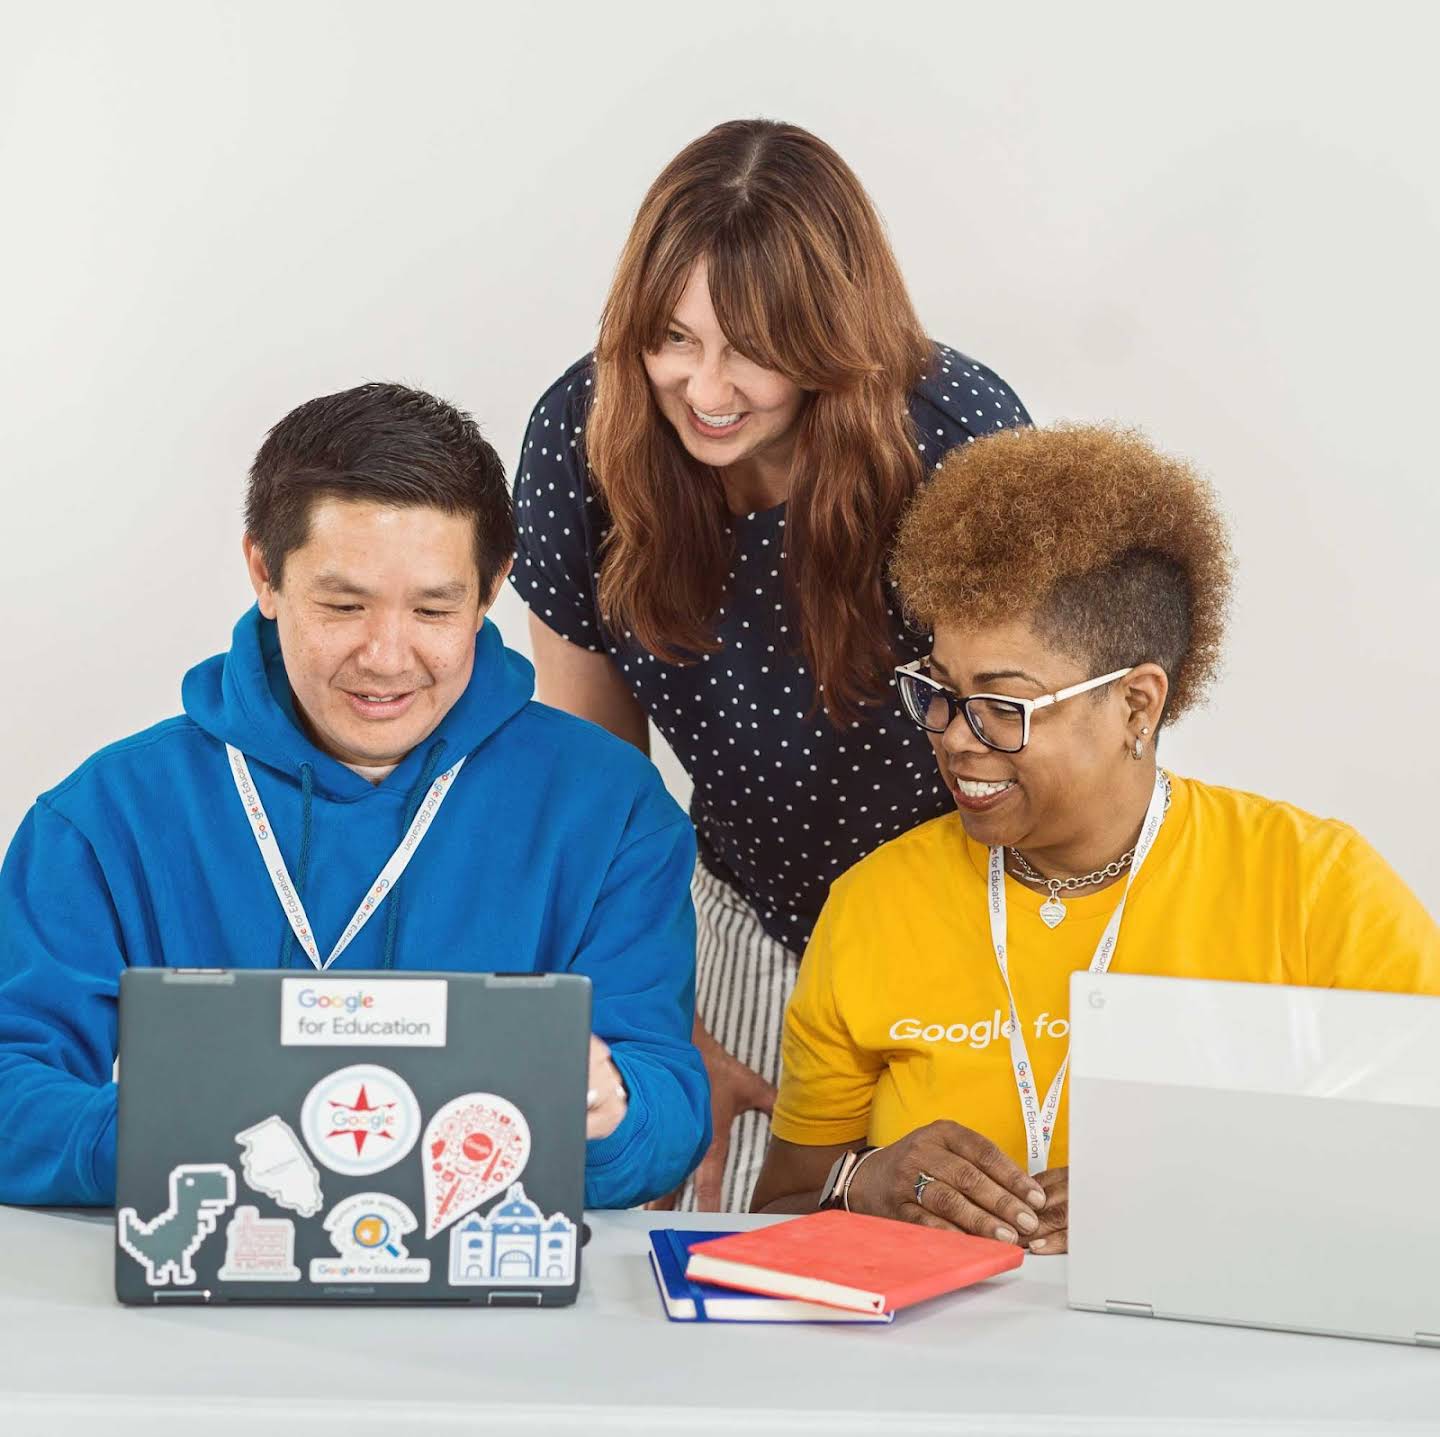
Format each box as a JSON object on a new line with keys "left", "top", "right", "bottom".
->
{"left": 181, "top": 605, "right": 535, "bottom": 795}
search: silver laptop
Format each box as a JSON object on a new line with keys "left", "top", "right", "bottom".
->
{"left": 1067, "top": 971, "right": 1440, "bottom": 1345}
{"left": 115, "top": 968, "right": 589, "bottom": 1306}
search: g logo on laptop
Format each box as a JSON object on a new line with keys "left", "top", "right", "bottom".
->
{"left": 300, "top": 1063, "right": 421, "bottom": 1177}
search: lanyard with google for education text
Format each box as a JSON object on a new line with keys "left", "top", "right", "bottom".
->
{"left": 985, "top": 771, "right": 1169, "bottom": 1175}
{"left": 226, "top": 743, "right": 466, "bottom": 971}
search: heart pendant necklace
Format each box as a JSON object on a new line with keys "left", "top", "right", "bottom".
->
{"left": 1038, "top": 887, "right": 1068, "bottom": 929}
{"left": 1008, "top": 774, "right": 1171, "bottom": 932}
{"left": 1009, "top": 850, "right": 1135, "bottom": 932}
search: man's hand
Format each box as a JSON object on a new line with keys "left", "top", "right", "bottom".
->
{"left": 585, "top": 1035, "right": 628, "bottom": 1140}
{"left": 846, "top": 1120, "right": 1047, "bottom": 1244}
{"left": 1023, "top": 1166, "right": 1068, "bottom": 1254}
{"left": 650, "top": 1020, "right": 776, "bottom": 1211}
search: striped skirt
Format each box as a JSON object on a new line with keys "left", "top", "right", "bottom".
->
{"left": 678, "top": 861, "right": 800, "bottom": 1213}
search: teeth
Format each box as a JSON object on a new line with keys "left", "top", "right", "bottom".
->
{"left": 358, "top": 694, "right": 398, "bottom": 703}
{"left": 691, "top": 406, "right": 742, "bottom": 428}
{"left": 957, "top": 779, "right": 1014, "bottom": 799}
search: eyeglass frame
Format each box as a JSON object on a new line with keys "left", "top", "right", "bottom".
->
{"left": 893, "top": 658, "right": 1135, "bottom": 752}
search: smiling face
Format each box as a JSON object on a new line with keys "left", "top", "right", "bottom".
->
{"left": 244, "top": 498, "right": 505, "bottom": 768}
{"left": 923, "top": 617, "right": 1167, "bottom": 862}
{"left": 641, "top": 256, "right": 806, "bottom": 483}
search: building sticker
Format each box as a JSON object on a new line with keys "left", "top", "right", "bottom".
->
{"left": 447, "top": 1183, "right": 577, "bottom": 1287}
{"left": 217, "top": 1206, "right": 301, "bottom": 1282}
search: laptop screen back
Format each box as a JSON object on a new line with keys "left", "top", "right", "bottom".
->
{"left": 115, "top": 969, "right": 589, "bottom": 1306}
{"left": 1067, "top": 971, "right": 1440, "bottom": 1345}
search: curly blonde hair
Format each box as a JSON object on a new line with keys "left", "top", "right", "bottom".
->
{"left": 890, "top": 423, "right": 1234, "bottom": 723}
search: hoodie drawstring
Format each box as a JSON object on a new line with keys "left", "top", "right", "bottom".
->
{"left": 381, "top": 739, "right": 447, "bottom": 970}
{"left": 273, "top": 746, "right": 442, "bottom": 971}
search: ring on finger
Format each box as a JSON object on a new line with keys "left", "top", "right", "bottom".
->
{"left": 913, "top": 1171, "right": 935, "bottom": 1207}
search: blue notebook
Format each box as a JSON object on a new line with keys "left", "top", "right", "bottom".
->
{"left": 648, "top": 1229, "right": 894, "bottom": 1324}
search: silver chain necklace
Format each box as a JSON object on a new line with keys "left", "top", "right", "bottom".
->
{"left": 1008, "top": 773, "right": 1171, "bottom": 930}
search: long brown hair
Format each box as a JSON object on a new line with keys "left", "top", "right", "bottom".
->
{"left": 587, "top": 119, "right": 931, "bottom": 723}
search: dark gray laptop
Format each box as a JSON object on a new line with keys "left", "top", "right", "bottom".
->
{"left": 115, "top": 969, "right": 590, "bottom": 1306}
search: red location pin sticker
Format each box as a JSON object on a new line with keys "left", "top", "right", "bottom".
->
{"left": 422, "top": 1093, "right": 531, "bottom": 1239}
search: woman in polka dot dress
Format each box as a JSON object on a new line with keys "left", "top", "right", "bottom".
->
{"left": 510, "top": 119, "right": 1030, "bottom": 1211}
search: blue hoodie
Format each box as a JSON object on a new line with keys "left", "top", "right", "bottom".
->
{"left": 0, "top": 608, "right": 710, "bottom": 1208}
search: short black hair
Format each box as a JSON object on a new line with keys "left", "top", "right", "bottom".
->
{"left": 245, "top": 382, "right": 514, "bottom": 594}
{"left": 1034, "top": 552, "right": 1194, "bottom": 719}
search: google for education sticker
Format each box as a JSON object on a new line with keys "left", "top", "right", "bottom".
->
{"left": 299, "top": 1064, "right": 420, "bottom": 1177}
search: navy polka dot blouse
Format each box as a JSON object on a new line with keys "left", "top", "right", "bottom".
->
{"left": 510, "top": 345, "right": 1030, "bottom": 953}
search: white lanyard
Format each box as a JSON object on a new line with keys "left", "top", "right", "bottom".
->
{"left": 985, "top": 772, "right": 1169, "bottom": 1175}
{"left": 226, "top": 744, "right": 465, "bottom": 971}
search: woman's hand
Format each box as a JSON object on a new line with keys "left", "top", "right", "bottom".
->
{"left": 686, "top": 1021, "right": 777, "bottom": 1209}
{"left": 585, "top": 1035, "right": 628, "bottom": 1140}
{"left": 846, "top": 1120, "right": 1047, "bottom": 1244}
{"left": 650, "top": 1020, "right": 777, "bottom": 1210}
{"left": 1023, "top": 1167, "right": 1068, "bottom": 1254}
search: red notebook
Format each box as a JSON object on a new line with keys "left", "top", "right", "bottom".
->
{"left": 684, "top": 1210, "right": 1024, "bottom": 1314}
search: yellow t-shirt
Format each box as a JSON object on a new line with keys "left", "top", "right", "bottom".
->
{"left": 771, "top": 775, "right": 1440, "bottom": 1167}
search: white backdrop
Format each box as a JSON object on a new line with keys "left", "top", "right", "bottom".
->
{"left": 2, "top": 0, "right": 1436, "bottom": 911}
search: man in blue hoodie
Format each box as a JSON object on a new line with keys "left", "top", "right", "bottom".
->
{"left": 0, "top": 383, "right": 710, "bottom": 1209}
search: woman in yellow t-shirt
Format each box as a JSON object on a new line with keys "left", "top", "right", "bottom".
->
{"left": 751, "top": 423, "right": 1440, "bottom": 1252}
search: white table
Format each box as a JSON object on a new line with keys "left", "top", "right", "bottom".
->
{"left": 3, "top": 1204, "right": 1437, "bottom": 1436}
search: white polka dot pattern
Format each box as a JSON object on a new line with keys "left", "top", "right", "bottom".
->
{"left": 510, "top": 346, "right": 1031, "bottom": 951}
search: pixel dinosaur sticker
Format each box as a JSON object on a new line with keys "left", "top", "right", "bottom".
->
{"left": 309, "top": 1193, "right": 430, "bottom": 1283}
{"left": 217, "top": 1206, "right": 301, "bottom": 1282}
{"left": 117, "top": 1163, "right": 236, "bottom": 1286}
{"left": 299, "top": 1064, "right": 420, "bottom": 1177}
{"left": 235, "top": 1115, "right": 323, "bottom": 1216}
{"left": 447, "top": 1182, "right": 577, "bottom": 1287}
{"left": 422, "top": 1092, "right": 531, "bottom": 1238}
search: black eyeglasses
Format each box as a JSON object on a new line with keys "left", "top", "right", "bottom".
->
{"left": 893, "top": 658, "right": 1133, "bottom": 753}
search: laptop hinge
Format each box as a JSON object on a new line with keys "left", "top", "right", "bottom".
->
{"left": 154, "top": 1290, "right": 213, "bottom": 1303}
{"left": 1417, "top": 1331, "right": 1440, "bottom": 1348}
{"left": 1104, "top": 1299, "right": 1154, "bottom": 1317}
